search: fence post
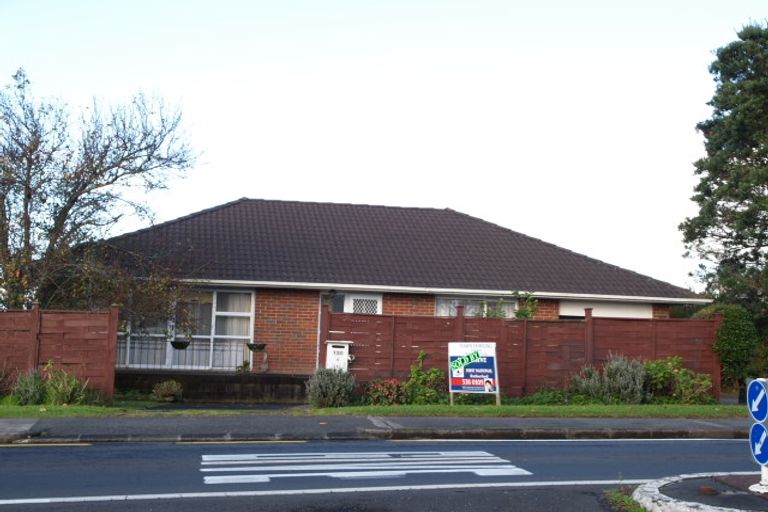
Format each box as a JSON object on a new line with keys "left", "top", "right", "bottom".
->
{"left": 318, "top": 304, "right": 330, "bottom": 369}
{"left": 522, "top": 319, "right": 528, "bottom": 395}
{"left": 390, "top": 315, "right": 396, "bottom": 378}
{"left": 105, "top": 305, "right": 120, "bottom": 399}
{"left": 584, "top": 308, "right": 594, "bottom": 364}
{"left": 31, "top": 303, "right": 42, "bottom": 370}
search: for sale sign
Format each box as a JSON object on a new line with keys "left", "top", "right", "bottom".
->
{"left": 448, "top": 342, "right": 499, "bottom": 394}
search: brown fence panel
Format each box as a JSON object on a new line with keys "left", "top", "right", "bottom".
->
{"left": 525, "top": 320, "right": 586, "bottom": 392}
{"left": 0, "top": 306, "right": 118, "bottom": 398}
{"left": 321, "top": 306, "right": 720, "bottom": 398}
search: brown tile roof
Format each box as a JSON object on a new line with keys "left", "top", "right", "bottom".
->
{"left": 107, "top": 198, "right": 699, "bottom": 300}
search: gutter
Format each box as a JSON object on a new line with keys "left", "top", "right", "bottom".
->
{"left": 179, "top": 279, "right": 711, "bottom": 305}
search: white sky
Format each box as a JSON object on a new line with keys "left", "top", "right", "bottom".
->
{"left": 2, "top": 1, "right": 766, "bottom": 291}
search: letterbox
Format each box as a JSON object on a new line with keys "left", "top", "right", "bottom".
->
{"left": 325, "top": 340, "right": 354, "bottom": 371}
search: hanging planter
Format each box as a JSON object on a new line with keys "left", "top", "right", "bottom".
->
{"left": 170, "top": 340, "right": 190, "bottom": 350}
{"left": 246, "top": 342, "right": 267, "bottom": 352}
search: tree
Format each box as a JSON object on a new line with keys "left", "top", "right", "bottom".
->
{"left": 0, "top": 69, "right": 193, "bottom": 309}
{"left": 694, "top": 304, "right": 759, "bottom": 402}
{"left": 680, "top": 24, "right": 768, "bottom": 334}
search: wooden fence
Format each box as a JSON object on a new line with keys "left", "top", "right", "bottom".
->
{"left": 0, "top": 305, "right": 119, "bottom": 398}
{"left": 320, "top": 306, "right": 721, "bottom": 398}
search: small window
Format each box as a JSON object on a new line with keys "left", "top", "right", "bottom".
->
{"left": 322, "top": 293, "right": 383, "bottom": 314}
{"left": 436, "top": 297, "right": 516, "bottom": 318}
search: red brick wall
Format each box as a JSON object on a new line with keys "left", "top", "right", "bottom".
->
{"left": 653, "top": 304, "right": 671, "bottom": 319}
{"left": 532, "top": 299, "right": 559, "bottom": 320}
{"left": 383, "top": 293, "right": 436, "bottom": 316}
{"left": 254, "top": 290, "right": 319, "bottom": 375}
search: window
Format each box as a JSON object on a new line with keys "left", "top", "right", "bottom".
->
{"left": 436, "top": 297, "right": 516, "bottom": 318}
{"left": 322, "top": 292, "right": 383, "bottom": 314}
{"left": 118, "top": 290, "right": 255, "bottom": 370}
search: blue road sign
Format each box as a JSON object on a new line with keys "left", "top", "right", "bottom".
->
{"left": 749, "top": 379, "right": 768, "bottom": 423}
{"left": 752, "top": 423, "right": 768, "bottom": 466}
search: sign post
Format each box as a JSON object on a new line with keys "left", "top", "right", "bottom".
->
{"left": 448, "top": 342, "right": 500, "bottom": 406}
{"left": 748, "top": 378, "right": 768, "bottom": 493}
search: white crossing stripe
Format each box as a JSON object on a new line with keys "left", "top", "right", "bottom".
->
{"left": 200, "top": 451, "right": 532, "bottom": 485}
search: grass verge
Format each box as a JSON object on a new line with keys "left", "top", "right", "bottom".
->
{"left": 604, "top": 486, "right": 645, "bottom": 512}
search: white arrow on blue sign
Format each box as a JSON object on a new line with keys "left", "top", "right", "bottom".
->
{"left": 749, "top": 379, "right": 768, "bottom": 423}
{"left": 752, "top": 423, "right": 768, "bottom": 466}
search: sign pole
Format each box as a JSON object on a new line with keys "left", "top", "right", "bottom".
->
{"left": 748, "top": 378, "right": 768, "bottom": 493}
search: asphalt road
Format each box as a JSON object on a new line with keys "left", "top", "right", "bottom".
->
{"left": 0, "top": 439, "right": 756, "bottom": 511}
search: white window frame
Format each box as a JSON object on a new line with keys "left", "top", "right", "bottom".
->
{"left": 435, "top": 296, "right": 517, "bottom": 318}
{"left": 343, "top": 293, "right": 383, "bottom": 314}
{"left": 117, "top": 289, "right": 255, "bottom": 370}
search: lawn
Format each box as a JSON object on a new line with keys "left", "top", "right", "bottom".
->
{"left": 0, "top": 398, "right": 747, "bottom": 419}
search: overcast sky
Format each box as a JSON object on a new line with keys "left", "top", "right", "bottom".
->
{"left": 2, "top": 1, "right": 765, "bottom": 291}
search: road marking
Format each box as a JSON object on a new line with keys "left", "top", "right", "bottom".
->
{"left": 0, "top": 479, "right": 652, "bottom": 506}
{"left": 200, "top": 450, "right": 531, "bottom": 484}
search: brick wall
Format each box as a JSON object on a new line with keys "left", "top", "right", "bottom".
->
{"left": 254, "top": 289, "right": 319, "bottom": 375}
{"left": 532, "top": 299, "right": 559, "bottom": 320}
{"left": 653, "top": 304, "right": 671, "bottom": 319}
{"left": 383, "top": 293, "right": 436, "bottom": 316}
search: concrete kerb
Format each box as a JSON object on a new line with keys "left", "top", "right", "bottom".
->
{"left": 633, "top": 472, "right": 761, "bottom": 512}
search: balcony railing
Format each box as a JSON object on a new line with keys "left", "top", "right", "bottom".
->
{"left": 116, "top": 334, "right": 250, "bottom": 370}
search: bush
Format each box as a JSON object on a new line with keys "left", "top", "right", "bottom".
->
{"left": 151, "top": 379, "right": 184, "bottom": 402}
{"left": 13, "top": 370, "right": 47, "bottom": 405}
{"left": 43, "top": 362, "right": 89, "bottom": 405}
{"left": 364, "top": 378, "right": 408, "bottom": 405}
{"left": 644, "top": 356, "right": 682, "bottom": 397}
{"left": 404, "top": 352, "right": 447, "bottom": 404}
{"left": 671, "top": 368, "right": 715, "bottom": 404}
{"left": 694, "top": 304, "right": 759, "bottom": 389}
{"left": 306, "top": 369, "right": 355, "bottom": 408}
{"left": 570, "top": 354, "right": 648, "bottom": 404}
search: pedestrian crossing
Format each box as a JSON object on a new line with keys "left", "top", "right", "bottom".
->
{"left": 201, "top": 451, "right": 532, "bottom": 485}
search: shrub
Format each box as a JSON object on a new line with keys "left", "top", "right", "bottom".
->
{"left": 13, "top": 370, "right": 47, "bottom": 405}
{"left": 570, "top": 354, "right": 648, "bottom": 404}
{"left": 404, "top": 351, "right": 447, "bottom": 404}
{"left": 364, "top": 378, "right": 408, "bottom": 405}
{"left": 151, "top": 379, "right": 184, "bottom": 402}
{"left": 43, "top": 362, "right": 89, "bottom": 405}
{"left": 672, "top": 368, "right": 715, "bottom": 404}
{"left": 602, "top": 354, "right": 647, "bottom": 404}
{"left": 694, "top": 304, "right": 759, "bottom": 389}
{"left": 644, "top": 356, "right": 682, "bottom": 397}
{"left": 306, "top": 369, "right": 355, "bottom": 408}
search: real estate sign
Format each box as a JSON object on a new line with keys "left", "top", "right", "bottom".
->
{"left": 448, "top": 342, "right": 499, "bottom": 399}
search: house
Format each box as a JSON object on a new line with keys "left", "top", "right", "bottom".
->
{"left": 108, "top": 198, "right": 708, "bottom": 377}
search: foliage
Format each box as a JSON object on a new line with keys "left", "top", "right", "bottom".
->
{"left": 480, "top": 298, "right": 508, "bottom": 318}
{"left": 644, "top": 356, "right": 683, "bottom": 396}
{"left": 404, "top": 351, "right": 447, "bottom": 404}
{"left": 0, "top": 69, "right": 193, "bottom": 309}
{"left": 679, "top": 24, "right": 768, "bottom": 336}
{"left": 43, "top": 361, "right": 89, "bottom": 405}
{"left": 693, "top": 304, "right": 759, "bottom": 387}
{"left": 0, "top": 364, "right": 14, "bottom": 397}
{"left": 603, "top": 487, "right": 645, "bottom": 512}
{"left": 512, "top": 291, "right": 539, "bottom": 319}
{"left": 12, "top": 369, "right": 47, "bottom": 405}
{"left": 364, "top": 378, "right": 408, "bottom": 406}
{"left": 306, "top": 369, "right": 356, "bottom": 408}
{"left": 671, "top": 368, "right": 715, "bottom": 404}
{"left": 151, "top": 379, "right": 184, "bottom": 402}
{"left": 571, "top": 354, "right": 648, "bottom": 404}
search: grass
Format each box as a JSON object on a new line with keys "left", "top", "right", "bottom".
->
{"left": 603, "top": 486, "right": 645, "bottom": 512}
{"left": 0, "top": 395, "right": 746, "bottom": 419}
{"left": 310, "top": 403, "right": 746, "bottom": 418}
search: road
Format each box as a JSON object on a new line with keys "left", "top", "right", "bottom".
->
{"left": 0, "top": 439, "right": 755, "bottom": 511}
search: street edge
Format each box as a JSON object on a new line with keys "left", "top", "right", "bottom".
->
{"left": 632, "top": 471, "right": 761, "bottom": 512}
